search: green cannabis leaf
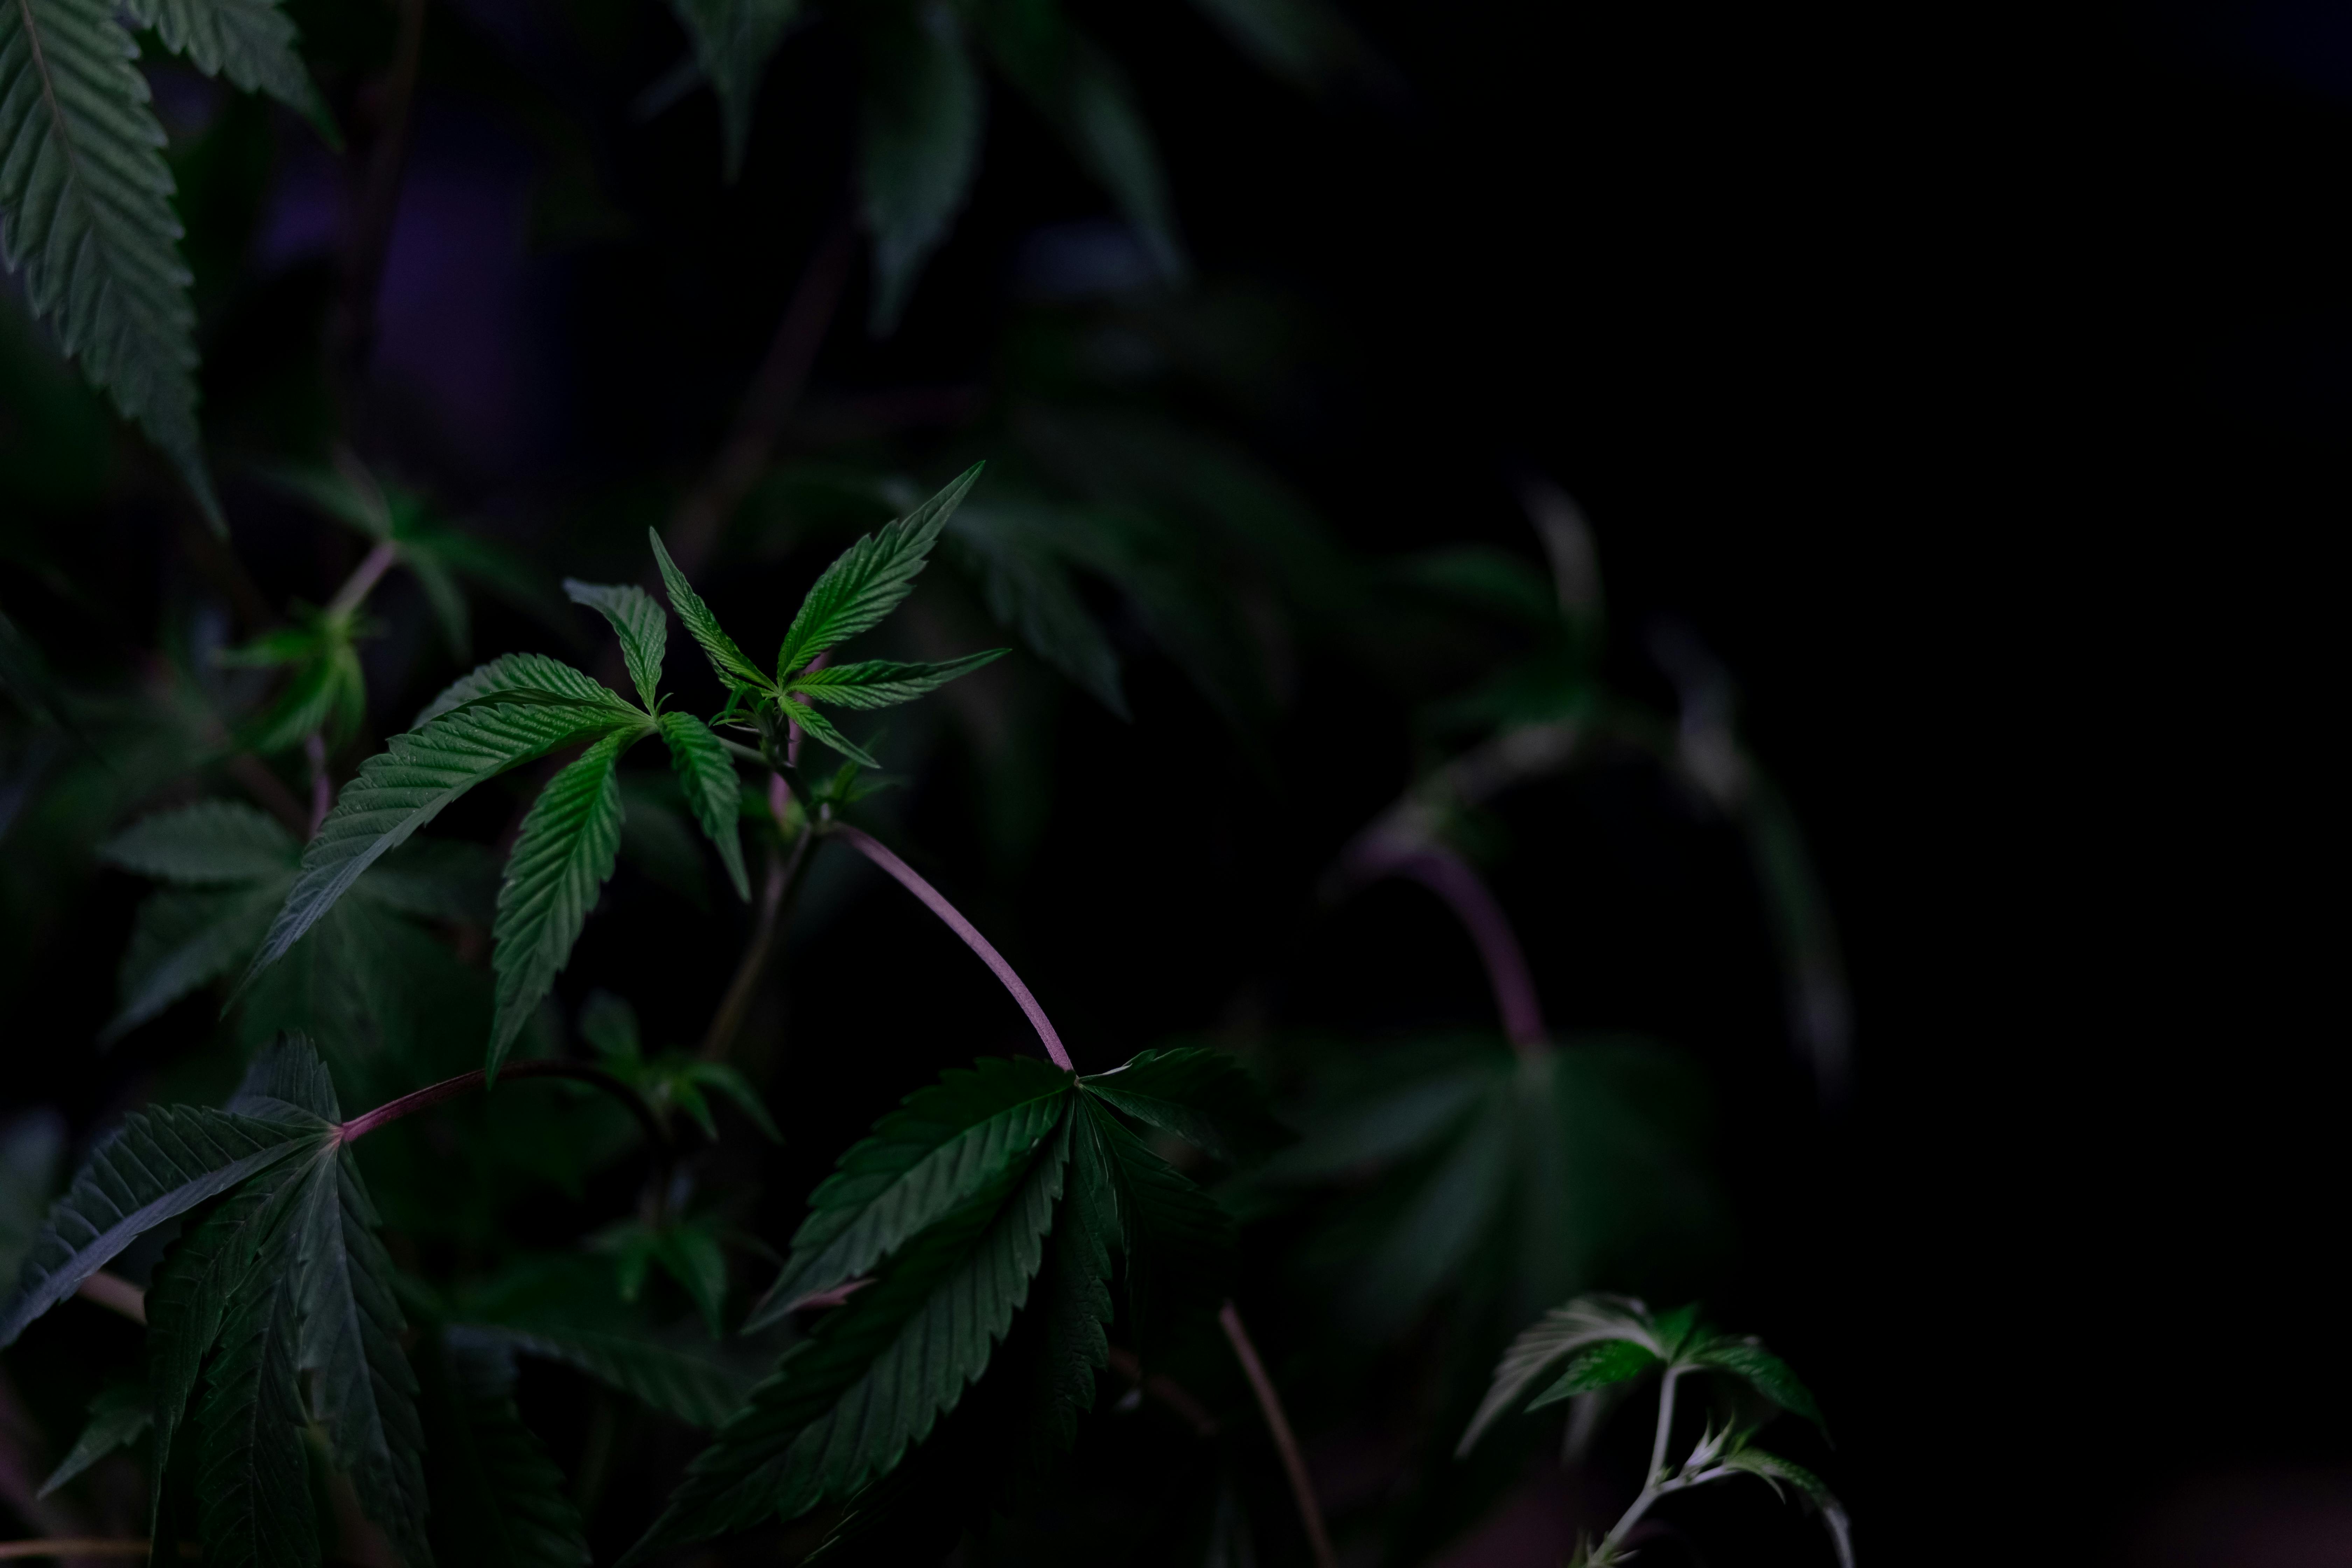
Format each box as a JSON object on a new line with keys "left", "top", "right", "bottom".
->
{"left": 859, "top": 0, "right": 982, "bottom": 334}
{"left": 0, "top": 0, "right": 217, "bottom": 524}
{"left": 622, "top": 1045, "right": 1266, "bottom": 1560}
{"left": 1463, "top": 1294, "right": 1849, "bottom": 1568}
{"left": 417, "top": 1332, "right": 592, "bottom": 1568}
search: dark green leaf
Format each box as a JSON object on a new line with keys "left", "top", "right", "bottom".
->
{"left": 286, "top": 1141, "right": 433, "bottom": 1568}
{"left": 38, "top": 1376, "right": 151, "bottom": 1496}
{"left": 490, "top": 726, "right": 637, "bottom": 1079}
{"left": 1255, "top": 1065, "right": 1492, "bottom": 1183}
{"left": 1080, "top": 1046, "right": 1284, "bottom": 1164}
{"left": 351, "top": 837, "right": 498, "bottom": 925}
{"left": 1016, "top": 1116, "right": 1111, "bottom": 1465}
{"left": 616, "top": 776, "right": 711, "bottom": 910}
{"left": 1457, "top": 1294, "right": 1665, "bottom": 1457}
{"left": 106, "top": 881, "right": 287, "bottom": 1042}
{"left": 247, "top": 699, "right": 641, "bottom": 993}
{"left": 579, "top": 990, "right": 642, "bottom": 1060}
{"left": 859, "top": 1, "right": 982, "bottom": 332}
{"left": 1342, "top": 1083, "right": 1512, "bottom": 1339}
{"left": 945, "top": 506, "right": 1128, "bottom": 716}
{"left": 665, "top": 0, "right": 802, "bottom": 179}
{"left": 418, "top": 1333, "right": 591, "bottom": 1568}
{"left": 0, "top": 1106, "right": 316, "bottom": 1348}
{"left": 648, "top": 530, "right": 770, "bottom": 692}
{"left": 415, "top": 652, "right": 637, "bottom": 728}
{"left": 654, "top": 1221, "right": 730, "bottom": 1337}
{"left": 680, "top": 1062, "right": 780, "bottom": 1142}
{"left": 0, "top": 0, "right": 220, "bottom": 524}
{"left": 772, "top": 463, "right": 985, "bottom": 680}
{"left": 788, "top": 650, "right": 1005, "bottom": 711}
{"left": 621, "top": 1132, "right": 1067, "bottom": 1559}
{"left": 1682, "top": 1337, "right": 1826, "bottom": 1433}
{"left": 470, "top": 1323, "right": 748, "bottom": 1429}
{"left": 146, "top": 1167, "right": 302, "bottom": 1532}
{"left": 1079, "top": 1098, "right": 1230, "bottom": 1352}
{"left": 780, "top": 698, "right": 880, "bottom": 769}
{"left": 0, "top": 1112, "right": 64, "bottom": 1283}
{"left": 564, "top": 580, "right": 667, "bottom": 712}
{"left": 1523, "top": 1338, "right": 1660, "bottom": 1412}
{"left": 227, "top": 1034, "right": 342, "bottom": 1122}
{"left": 1182, "top": 0, "right": 1374, "bottom": 94}
{"left": 196, "top": 1259, "right": 316, "bottom": 1568}
{"left": 746, "top": 1055, "right": 1070, "bottom": 1329}
{"left": 658, "top": 712, "right": 750, "bottom": 901}
{"left": 1719, "top": 1449, "right": 1853, "bottom": 1568}
{"left": 126, "top": 0, "right": 333, "bottom": 136}
{"left": 98, "top": 800, "right": 296, "bottom": 884}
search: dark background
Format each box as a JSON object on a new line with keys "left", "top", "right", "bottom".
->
{"left": 6, "top": 0, "right": 2344, "bottom": 1561}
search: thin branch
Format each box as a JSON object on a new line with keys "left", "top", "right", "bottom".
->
{"left": 1340, "top": 834, "right": 1545, "bottom": 1052}
{"left": 330, "top": 0, "right": 429, "bottom": 410}
{"left": 663, "top": 216, "right": 859, "bottom": 577}
{"left": 1598, "top": 1366, "right": 1684, "bottom": 1559}
{"left": 1218, "top": 1302, "right": 1335, "bottom": 1568}
{"left": 302, "top": 732, "right": 332, "bottom": 837}
{"left": 324, "top": 540, "right": 400, "bottom": 621}
{"left": 0, "top": 1543, "right": 151, "bottom": 1560}
{"left": 1105, "top": 1346, "right": 1219, "bottom": 1437}
{"left": 699, "top": 786, "right": 817, "bottom": 1061}
{"left": 72, "top": 1274, "right": 144, "bottom": 1325}
{"left": 337, "top": 1060, "right": 661, "bottom": 1147}
{"left": 831, "top": 824, "right": 1073, "bottom": 1072}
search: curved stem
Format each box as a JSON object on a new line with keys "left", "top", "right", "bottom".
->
{"left": 1345, "top": 836, "right": 1546, "bottom": 1052}
{"left": 1218, "top": 1303, "right": 1335, "bottom": 1568}
{"left": 337, "top": 1060, "right": 661, "bottom": 1148}
{"left": 0, "top": 1543, "right": 152, "bottom": 1560}
{"left": 831, "top": 824, "right": 1073, "bottom": 1072}
{"left": 1599, "top": 1366, "right": 1683, "bottom": 1558}
{"left": 324, "top": 540, "right": 400, "bottom": 620}
{"left": 73, "top": 1273, "right": 145, "bottom": 1325}
{"left": 699, "top": 813, "right": 817, "bottom": 1060}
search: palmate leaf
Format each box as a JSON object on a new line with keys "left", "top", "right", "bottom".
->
{"left": 564, "top": 580, "right": 668, "bottom": 712}
{"left": 419, "top": 1334, "right": 590, "bottom": 1568}
{"left": 196, "top": 1259, "right": 316, "bottom": 1568}
{"left": 0, "top": 0, "right": 218, "bottom": 525}
{"left": 787, "top": 651, "right": 1006, "bottom": 711}
{"left": 744, "top": 1054, "right": 1071, "bottom": 1330}
{"left": 125, "top": 0, "right": 332, "bottom": 138}
{"left": 1080, "top": 1046, "right": 1285, "bottom": 1164}
{"left": 0, "top": 1105, "right": 315, "bottom": 1347}
{"left": 490, "top": 725, "right": 638, "bottom": 1078}
{"left": 859, "top": 0, "right": 982, "bottom": 334}
{"left": 636, "top": 1051, "right": 1265, "bottom": 1558}
{"left": 666, "top": 0, "right": 802, "bottom": 180}
{"left": 774, "top": 462, "right": 985, "bottom": 680}
{"left": 621, "top": 1129, "right": 1069, "bottom": 1560}
{"left": 648, "top": 531, "right": 768, "bottom": 693}
{"left": 246, "top": 694, "right": 643, "bottom": 991}
{"left": 657, "top": 712, "right": 749, "bottom": 901}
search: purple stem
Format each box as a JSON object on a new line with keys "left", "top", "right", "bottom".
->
{"left": 832, "top": 825, "right": 1074, "bottom": 1072}
{"left": 337, "top": 1060, "right": 662, "bottom": 1147}
{"left": 1346, "top": 835, "right": 1547, "bottom": 1052}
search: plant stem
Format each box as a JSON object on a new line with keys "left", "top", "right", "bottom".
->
{"left": 72, "top": 1274, "right": 144, "bottom": 1325}
{"left": 1343, "top": 835, "right": 1546, "bottom": 1052}
{"left": 1598, "top": 1366, "right": 1683, "bottom": 1559}
{"left": 330, "top": 0, "right": 429, "bottom": 413}
{"left": 663, "top": 216, "right": 859, "bottom": 577}
{"left": 325, "top": 540, "right": 401, "bottom": 621}
{"left": 337, "top": 1060, "right": 661, "bottom": 1147}
{"left": 1218, "top": 1302, "right": 1335, "bottom": 1568}
{"left": 0, "top": 1543, "right": 151, "bottom": 1560}
{"left": 831, "top": 824, "right": 1073, "bottom": 1072}
{"left": 302, "top": 732, "right": 332, "bottom": 836}
{"left": 699, "top": 799, "right": 817, "bottom": 1061}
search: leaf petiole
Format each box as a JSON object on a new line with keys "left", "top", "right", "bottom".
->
{"left": 336, "top": 1060, "right": 663, "bottom": 1148}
